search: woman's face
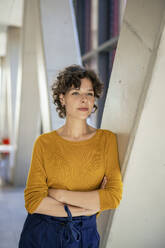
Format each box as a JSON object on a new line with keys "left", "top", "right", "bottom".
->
{"left": 60, "top": 78, "right": 95, "bottom": 120}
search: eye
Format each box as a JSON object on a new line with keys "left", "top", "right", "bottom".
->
{"left": 72, "top": 92, "right": 79, "bottom": 95}
{"left": 88, "top": 93, "right": 94, "bottom": 96}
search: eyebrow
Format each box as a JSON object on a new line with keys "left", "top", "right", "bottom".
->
{"left": 70, "top": 88, "right": 94, "bottom": 91}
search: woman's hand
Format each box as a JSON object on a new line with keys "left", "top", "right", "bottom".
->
{"left": 48, "top": 188, "right": 65, "bottom": 202}
{"left": 100, "top": 175, "right": 108, "bottom": 189}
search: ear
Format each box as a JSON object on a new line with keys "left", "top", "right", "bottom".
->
{"left": 59, "top": 93, "right": 65, "bottom": 106}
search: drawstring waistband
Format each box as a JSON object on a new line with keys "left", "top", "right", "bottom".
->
{"left": 30, "top": 205, "right": 97, "bottom": 245}
{"left": 63, "top": 204, "right": 81, "bottom": 243}
{"left": 20, "top": 205, "right": 99, "bottom": 248}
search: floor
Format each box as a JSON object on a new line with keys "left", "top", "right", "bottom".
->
{"left": 0, "top": 186, "right": 27, "bottom": 248}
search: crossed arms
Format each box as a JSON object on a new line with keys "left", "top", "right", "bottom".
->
{"left": 33, "top": 176, "right": 107, "bottom": 217}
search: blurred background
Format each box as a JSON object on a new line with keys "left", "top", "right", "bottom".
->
{"left": 1, "top": 0, "right": 165, "bottom": 248}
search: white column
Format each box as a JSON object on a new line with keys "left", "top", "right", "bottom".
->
{"left": 35, "top": 1, "right": 51, "bottom": 133}
{"left": 0, "top": 58, "right": 7, "bottom": 139}
{"left": 13, "top": 0, "right": 41, "bottom": 185}
{"left": 4, "top": 27, "right": 21, "bottom": 181}
{"left": 7, "top": 27, "right": 21, "bottom": 137}
{"left": 100, "top": 0, "right": 165, "bottom": 247}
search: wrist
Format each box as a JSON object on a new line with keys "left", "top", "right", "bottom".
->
{"left": 48, "top": 188, "right": 63, "bottom": 202}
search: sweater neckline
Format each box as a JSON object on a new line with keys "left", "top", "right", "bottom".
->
{"left": 53, "top": 129, "right": 100, "bottom": 145}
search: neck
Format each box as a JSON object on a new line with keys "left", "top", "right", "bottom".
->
{"left": 61, "top": 118, "right": 91, "bottom": 138}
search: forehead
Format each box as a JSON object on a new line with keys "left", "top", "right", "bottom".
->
{"left": 70, "top": 78, "right": 93, "bottom": 90}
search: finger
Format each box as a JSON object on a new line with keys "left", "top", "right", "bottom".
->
{"left": 104, "top": 176, "right": 107, "bottom": 180}
{"left": 103, "top": 181, "right": 106, "bottom": 186}
{"left": 103, "top": 178, "right": 107, "bottom": 183}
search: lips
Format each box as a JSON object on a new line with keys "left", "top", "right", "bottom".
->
{"left": 78, "top": 108, "right": 88, "bottom": 111}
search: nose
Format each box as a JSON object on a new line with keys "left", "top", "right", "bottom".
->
{"left": 81, "top": 94, "right": 87, "bottom": 102}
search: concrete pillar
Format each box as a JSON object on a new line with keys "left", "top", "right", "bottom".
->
{"left": 7, "top": 27, "right": 21, "bottom": 137}
{"left": 0, "top": 59, "right": 1, "bottom": 123}
{"left": 119, "top": 0, "right": 127, "bottom": 30}
{"left": 35, "top": 0, "right": 51, "bottom": 133}
{"left": 13, "top": 0, "right": 41, "bottom": 185}
{"left": 0, "top": 26, "right": 7, "bottom": 139}
{"left": 99, "top": 1, "right": 165, "bottom": 247}
{"left": 3, "top": 27, "right": 21, "bottom": 181}
{"left": 0, "top": 26, "right": 7, "bottom": 57}
{"left": 0, "top": 58, "right": 7, "bottom": 139}
{"left": 0, "top": 54, "right": 11, "bottom": 141}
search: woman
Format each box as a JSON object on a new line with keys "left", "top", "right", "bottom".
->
{"left": 18, "top": 64, "right": 123, "bottom": 248}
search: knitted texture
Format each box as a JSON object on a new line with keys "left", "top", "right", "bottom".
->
{"left": 24, "top": 129, "right": 123, "bottom": 218}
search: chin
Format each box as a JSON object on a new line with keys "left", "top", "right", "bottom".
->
{"left": 69, "top": 111, "right": 91, "bottom": 120}
{"left": 79, "top": 114, "right": 89, "bottom": 120}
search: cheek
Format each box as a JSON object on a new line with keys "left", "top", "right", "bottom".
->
{"left": 90, "top": 98, "right": 95, "bottom": 106}
{"left": 65, "top": 98, "right": 78, "bottom": 112}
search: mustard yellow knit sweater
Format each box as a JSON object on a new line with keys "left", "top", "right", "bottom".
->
{"left": 24, "top": 129, "right": 123, "bottom": 218}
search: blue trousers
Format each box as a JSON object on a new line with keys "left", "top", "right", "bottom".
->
{"left": 18, "top": 204, "right": 100, "bottom": 247}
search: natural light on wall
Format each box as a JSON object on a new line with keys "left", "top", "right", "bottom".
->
{"left": 0, "top": 26, "right": 7, "bottom": 57}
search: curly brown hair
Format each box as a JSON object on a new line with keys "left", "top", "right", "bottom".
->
{"left": 51, "top": 64, "right": 104, "bottom": 118}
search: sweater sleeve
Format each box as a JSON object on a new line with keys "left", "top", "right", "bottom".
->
{"left": 24, "top": 136, "right": 48, "bottom": 213}
{"left": 97, "top": 131, "right": 123, "bottom": 212}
